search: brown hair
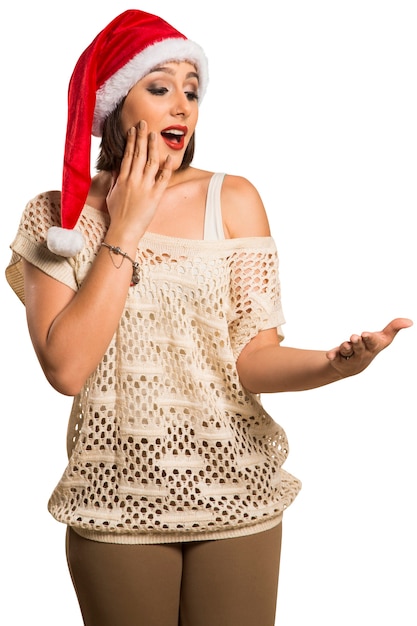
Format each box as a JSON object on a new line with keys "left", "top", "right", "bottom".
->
{"left": 95, "top": 97, "right": 195, "bottom": 172}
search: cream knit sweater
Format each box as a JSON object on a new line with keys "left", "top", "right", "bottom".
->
{"left": 6, "top": 183, "right": 301, "bottom": 544}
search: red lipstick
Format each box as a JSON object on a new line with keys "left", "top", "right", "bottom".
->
{"left": 161, "top": 125, "right": 188, "bottom": 151}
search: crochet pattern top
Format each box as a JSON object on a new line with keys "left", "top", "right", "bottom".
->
{"left": 6, "top": 179, "right": 301, "bottom": 544}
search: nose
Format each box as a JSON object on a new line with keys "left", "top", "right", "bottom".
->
{"left": 172, "top": 90, "right": 192, "bottom": 117}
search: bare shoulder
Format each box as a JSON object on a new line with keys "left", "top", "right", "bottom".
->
{"left": 221, "top": 174, "right": 271, "bottom": 238}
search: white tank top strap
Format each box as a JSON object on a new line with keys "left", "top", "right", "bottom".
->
{"left": 203, "top": 172, "right": 226, "bottom": 240}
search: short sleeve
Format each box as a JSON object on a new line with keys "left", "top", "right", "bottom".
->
{"left": 5, "top": 192, "right": 78, "bottom": 304}
{"left": 227, "top": 238, "right": 285, "bottom": 360}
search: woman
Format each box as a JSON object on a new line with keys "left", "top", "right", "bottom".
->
{"left": 5, "top": 9, "right": 412, "bottom": 626}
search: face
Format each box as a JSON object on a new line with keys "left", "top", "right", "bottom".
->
{"left": 121, "top": 61, "right": 200, "bottom": 170}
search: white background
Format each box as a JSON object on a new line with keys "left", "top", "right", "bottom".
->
{"left": 1, "top": 1, "right": 416, "bottom": 624}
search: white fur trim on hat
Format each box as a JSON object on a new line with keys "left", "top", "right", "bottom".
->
{"left": 92, "top": 38, "right": 208, "bottom": 136}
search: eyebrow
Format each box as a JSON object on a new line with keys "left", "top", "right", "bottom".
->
{"left": 149, "top": 65, "right": 199, "bottom": 81}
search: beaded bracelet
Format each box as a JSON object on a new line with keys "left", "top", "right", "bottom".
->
{"left": 101, "top": 242, "right": 140, "bottom": 285}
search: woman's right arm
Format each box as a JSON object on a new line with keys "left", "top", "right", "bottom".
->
{"left": 23, "top": 248, "right": 134, "bottom": 396}
{"left": 24, "top": 123, "right": 173, "bottom": 396}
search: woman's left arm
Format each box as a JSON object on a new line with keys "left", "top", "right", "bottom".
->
{"left": 236, "top": 318, "right": 413, "bottom": 394}
{"left": 222, "top": 176, "right": 413, "bottom": 392}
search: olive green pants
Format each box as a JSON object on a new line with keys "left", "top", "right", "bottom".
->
{"left": 66, "top": 523, "right": 282, "bottom": 626}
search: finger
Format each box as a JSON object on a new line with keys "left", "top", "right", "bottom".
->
{"left": 382, "top": 317, "right": 413, "bottom": 337}
{"left": 130, "top": 120, "right": 149, "bottom": 171}
{"left": 141, "top": 131, "right": 161, "bottom": 178}
{"left": 349, "top": 334, "right": 367, "bottom": 357}
{"left": 117, "top": 126, "right": 138, "bottom": 179}
{"left": 362, "top": 317, "right": 413, "bottom": 347}
{"left": 326, "top": 346, "right": 355, "bottom": 362}
{"left": 335, "top": 334, "right": 367, "bottom": 361}
{"left": 339, "top": 340, "right": 354, "bottom": 358}
{"left": 106, "top": 173, "right": 117, "bottom": 199}
{"left": 156, "top": 155, "right": 174, "bottom": 186}
{"left": 326, "top": 347, "right": 338, "bottom": 361}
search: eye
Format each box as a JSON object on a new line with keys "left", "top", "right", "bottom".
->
{"left": 147, "top": 87, "right": 168, "bottom": 96}
{"left": 185, "top": 91, "right": 199, "bottom": 102}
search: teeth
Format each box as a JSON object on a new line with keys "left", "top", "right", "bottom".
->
{"left": 164, "top": 128, "right": 184, "bottom": 136}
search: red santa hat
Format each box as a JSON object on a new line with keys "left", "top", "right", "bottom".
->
{"left": 47, "top": 9, "right": 208, "bottom": 256}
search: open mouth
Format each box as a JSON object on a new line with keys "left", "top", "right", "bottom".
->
{"left": 161, "top": 126, "right": 187, "bottom": 151}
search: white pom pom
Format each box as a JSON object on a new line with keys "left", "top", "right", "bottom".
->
{"left": 47, "top": 226, "right": 85, "bottom": 257}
